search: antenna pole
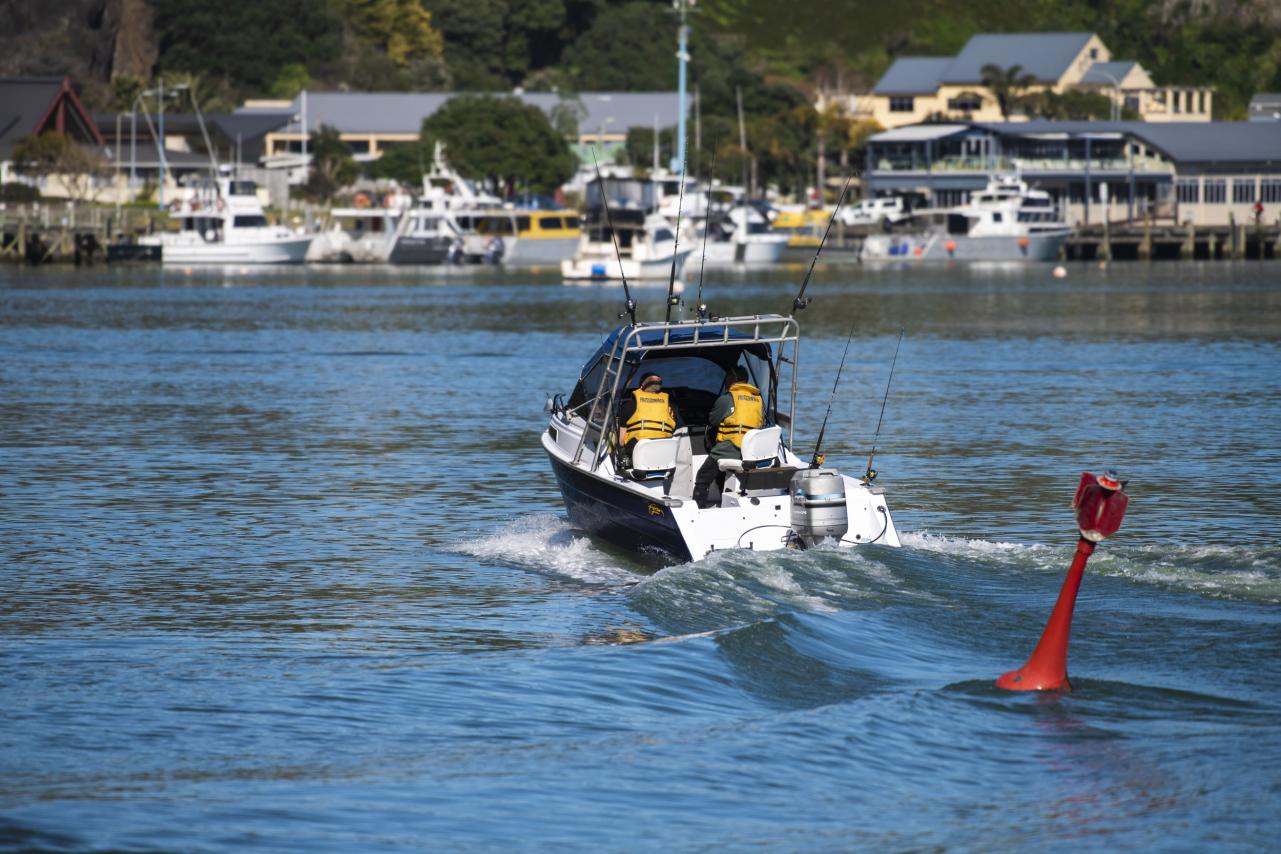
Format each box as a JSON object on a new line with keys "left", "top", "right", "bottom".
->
{"left": 865, "top": 327, "right": 904, "bottom": 481}
{"left": 664, "top": 158, "right": 688, "bottom": 323}
{"left": 592, "top": 150, "right": 635, "bottom": 325}
{"left": 695, "top": 145, "right": 717, "bottom": 320}
{"left": 809, "top": 319, "right": 857, "bottom": 468}
{"left": 789, "top": 174, "right": 853, "bottom": 315}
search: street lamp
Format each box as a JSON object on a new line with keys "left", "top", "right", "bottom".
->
{"left": 1092, "top": 70, "right": 1123, "bottom": 122}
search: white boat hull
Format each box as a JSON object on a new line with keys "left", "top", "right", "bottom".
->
{"left": 700, "top": 237, "right": 788, "bottom": 266}
{"left": 159, "top": 237, "right": 313, "bottom": 265}
{"left": 861, "top": 230, "right": 1069, "bottom": 262}
{"left": 562, "top": 249, "right": 693, "bottom": 281}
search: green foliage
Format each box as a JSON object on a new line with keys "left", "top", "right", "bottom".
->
{"left": 372, "top": 141, "right": 432, "bottom": 184}
{"left": 270, "top": 64, "right": 312, "bottom": 100}
{"left": 111, "top": 76, "right": 145, "bottom": 111}
{"left": 562, "top": 2, "right": 677, "bottom": 90}
{"left": 305, "top": 124, "right": 360, "bottom": 200}
{"left": 348, "top": 0, "right": 444, "bottom": 66}
{"left": 1026, "top": 89, "right": 1119, "bottom": 121}
{"left": 10, "top": 132, "right": 109, "bottom": 202}
{"left": 0, "top": 182, "right": 42, "bottom": 203}
{"left": 980, "top": 64, "right": 1037, "bottom": 120}
{"left": 421, "top": 95, "right": 577, "bottom": 195}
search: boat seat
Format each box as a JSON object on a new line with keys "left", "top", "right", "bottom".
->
{"left": 629, "top": 437, "right": 680, "bottom": 479}
{"left": 717, "top": 426, "right": 782, "bottom": 473}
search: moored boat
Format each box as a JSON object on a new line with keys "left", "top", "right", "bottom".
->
{"left": 561, "top": 176, "right": 692, "bottom": 281}
{"left": 141, "top": 177, "right": 312, "bottom": 265}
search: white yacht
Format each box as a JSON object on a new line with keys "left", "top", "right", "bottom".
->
{"left": 144, "top": 177, "right": 312, "bottom": 265}
{"left": 562, "top": 176, "right": 692, "bottom": 281}
{"left": 696, "top": 205, "right": 789, "bottom": 266}
{"left": 861, "top": 175, "right": 1072, "bottom": 261}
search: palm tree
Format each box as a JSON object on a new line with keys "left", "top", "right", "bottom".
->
{"left": 981, "top": 63, "right": 1038, "bottom": 120}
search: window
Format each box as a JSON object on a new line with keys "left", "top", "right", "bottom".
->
{"left": 1090, "top": 48, "right": 1099, "bottom": 60}
{"left": 1261, "top": 178, "right": 1281, "bottom": 204}
{"left": 516, "top": 216, "right": 531, "bottom": 232}
{"left": 947, "top": 93, "right": 982, "bottom": 112}
{"left": 565, "top": 216, "right": 581, "bottom": 229}
{"left": 1177, "top": 179, "right": 1200, "bottom": 204}
{"left": 1233, "top": 179, "right": 1256, "bottom": 203}
{"left": 541, "top": 216, "right": 562, "bottom": 230}
{"left": 233, "top": 215, "right": 269, "bottom": 228}
{"left": 889, "top": 96, "right": 915, "bottom": 112}
{"left": 1204, "top": 179, "right": 1226, "bottom": 204}
{"left": 653, "top": 228, "right": 674, "bottom": 243}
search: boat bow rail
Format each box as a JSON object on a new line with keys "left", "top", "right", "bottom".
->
{"left": 571, "top": 314, "right": 802, "bottom": 472}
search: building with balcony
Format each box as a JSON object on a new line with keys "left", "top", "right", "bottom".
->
{"left": 864, "top": 33, "right": 1212, "bottom": 129}
{"left": 864, "top": 120, "right": 1281, "bottom": 227}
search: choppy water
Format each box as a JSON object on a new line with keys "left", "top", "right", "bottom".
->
{"left": 2, "top": 261, "right": 1280, "bottom": 852}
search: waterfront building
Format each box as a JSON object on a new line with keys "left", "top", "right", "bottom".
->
{"left": 1249, "top": 94, "right": 1281, "bottom": 122}
{"left": 0, "top": 76, "right": 105, "bottom": 194}
{"left": 837, "top": 33, "right": 1212, "bottom": 129}
{"left": 864, "top": 120, "right": 1281, "bottom": 228}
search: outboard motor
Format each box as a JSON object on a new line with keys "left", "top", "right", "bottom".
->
{"left": 789, "top": 469, "right": 849, "bottom": 547}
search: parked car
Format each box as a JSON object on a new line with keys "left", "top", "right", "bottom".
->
{"left": 838, "top": 196, "right": 909, "bottom": 228}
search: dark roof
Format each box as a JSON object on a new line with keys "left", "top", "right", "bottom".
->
{"left": 1079, "top": 62, "right": 1137, "bottom": 87}
{"left": 236, "top": 91, "right": 687, "bottom": 135}
{"left": 941, "top": 32, "right": 1095, "bottom": 84}
{"left": 872, "top": 58, "right": 953, "bottom": 95}
{"left": 93, "top": 111, "right": 293, "bottom": 142}
{"left": 0, "top": 76, "right": 104, "bottom": 159}
{"left": 977, "top": 120, "right": 1281, "bottom": 165}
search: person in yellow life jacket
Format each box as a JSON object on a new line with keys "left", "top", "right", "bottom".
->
{"left": 694, "top": 366, "right": 765, "bottom": 508}
{"left": 618, "top": 373, "right": 678, "bottom": 466}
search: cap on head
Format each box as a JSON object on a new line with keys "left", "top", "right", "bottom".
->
{"left": 641, "top": 373, "right": 662, "bottom": 387}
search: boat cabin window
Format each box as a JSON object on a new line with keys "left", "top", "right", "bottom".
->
{"left": 653, "top": 228, "right": 674, "bottom": 243}
{"left": 228, "top": 180, "right": 257, "bottom": 196}
{"left": 992, "top": 212, "right": 1003, "bottom": 223}
{"left": 233, "top": 215, "right": 269, "bottom": 228}
{"left": 516, "top": 216, "right": 531, "bottom": 232}
{"left": 477, "top": 216, "right": 515, "bottom": 236}
{"left": 541, "top": 216, "right": 563, "bottom": 229}
{"left": 565, "top": 216, "right": 581, "bottom": 229}
{"left": 621, "top": 351, "right": 774, "bottom": 428}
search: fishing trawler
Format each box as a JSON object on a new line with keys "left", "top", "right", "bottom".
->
{"left": 142, "top": 177, "right": 312, "bottom": 265}
{"left": 542, "top": 178, "right": 901, "bottom": 562}
{"left": 561, "top": 176, "right": 692, "bottom": 281}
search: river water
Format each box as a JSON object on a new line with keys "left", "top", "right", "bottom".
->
{"left": 2, "top": 261, "right": 1279, "bottom": 851}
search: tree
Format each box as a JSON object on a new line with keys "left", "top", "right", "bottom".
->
{"left": 10, "top": 132, "right": 109, "bottom": 203}
{"left": 421, "top": 95, "right": 576, "bottom": 196}
{"left": 305, "top": 124, "right": 359, "bottom": 200}
{"left": 348, "top": 0, "right": 444, "bottom": 66}
{"left": 980, "top": 63, "right": 1037, "bottom": 120}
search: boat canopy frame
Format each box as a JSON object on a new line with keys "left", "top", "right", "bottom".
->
{"left": 571, "top": 314, "right": 802, "bottom": 472}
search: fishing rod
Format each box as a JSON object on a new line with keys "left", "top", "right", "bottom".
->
{"left": 591, "top": 149, "right": 635, "bottom": 326}
{"left": 809, "top": 319, "right": 857, "bottom": 469}
{"left": 663, "top": 158, "right": 688, "bottom": 323}
{"left": 695, "top": 145, "right": 718, "bottom": 321}
{"left": 788, "top": 174, "right": 853, "bottom": 315}
{"left": 864, "top": 327, "right": 904, "bottom": 482}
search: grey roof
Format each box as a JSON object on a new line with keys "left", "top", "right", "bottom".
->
{"left": 236, "top": 91, "right": 687, "bottom": 135}
{"left": 1079, "top": 61, "right": 1137, "bottom": 86}
{"left": 977, "top": 120, "right": 1281, "bottom": 165}
{"left": 872, "top": 58, "right": 953, "bottom": 95}
{"left": 0, "top": 76, "right": 103, "bottom": 159}
{"left": 941, "top": 32, "right": 1095, "bottom": 84}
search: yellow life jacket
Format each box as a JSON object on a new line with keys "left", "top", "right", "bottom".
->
{"left": 716, "top": 382, "right": 764, "bottom": 447}
{"left": 625, "top": 388, "right": 676, "bottom": 441}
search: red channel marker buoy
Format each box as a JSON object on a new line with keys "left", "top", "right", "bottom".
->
{"left": 997, "top": 471, "right": 1129, "bottom": 692}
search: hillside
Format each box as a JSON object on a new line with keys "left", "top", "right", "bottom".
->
{"left": 1, "top": 0, "right": 1277, "bottom": 118}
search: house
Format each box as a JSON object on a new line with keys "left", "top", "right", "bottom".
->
{"left": 0, "top": 76, "right": 106, "bottom": 192}
{"left": 862, "top": 33, "right": 1211, "bottom": 129}
{"left": 236, "top": 90, "right": 686, "bottom": 166}
{"left": 863, "top": 120, "right": 1281, "bottom": 227}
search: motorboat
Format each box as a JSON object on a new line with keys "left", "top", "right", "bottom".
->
{"left": 561, "top": 176, "right": 692, "bottom": 281}
{"left": 861, "top": 175, "right": 1072, "bottom": 261}
{"left": 454, "top": 209, "right": 582, "bottom": 267}
{"left": 542, "top": 313, "right": 902, "bottom": 562}
{"left": 696, "top": 205, "right": 788, "bottom": 266}
{"left": 142, "top": 177, "right": 312, "bottom": 265}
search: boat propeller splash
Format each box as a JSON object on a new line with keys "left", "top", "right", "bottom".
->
{"left": 997, "top": 470, "right": 1129, "bottom": 692}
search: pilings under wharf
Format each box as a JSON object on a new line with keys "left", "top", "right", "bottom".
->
{"left": 1064, "top": 217, "right": 1281, "bottom": 261}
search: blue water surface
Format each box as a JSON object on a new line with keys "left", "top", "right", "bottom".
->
{"left": 2, "top": 261, "right": 1280, "bottom": 852}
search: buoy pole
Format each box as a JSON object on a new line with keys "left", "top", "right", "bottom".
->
{"left": 996, "top": 537, "right": 1094, "bottom": 691}
{"left": 997, "top": 470, "right": 1129, "bottom": 693}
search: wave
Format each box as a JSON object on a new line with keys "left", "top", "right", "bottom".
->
{"left": 454, "top": 514, "right": 639, "bottom": 585}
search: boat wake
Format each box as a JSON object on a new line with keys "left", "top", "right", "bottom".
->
{"left": 455, "top": 514, "right": 640, "bottom": 585}
{"left": 902, "top": 531, "right": 1281, "bottom": 604}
